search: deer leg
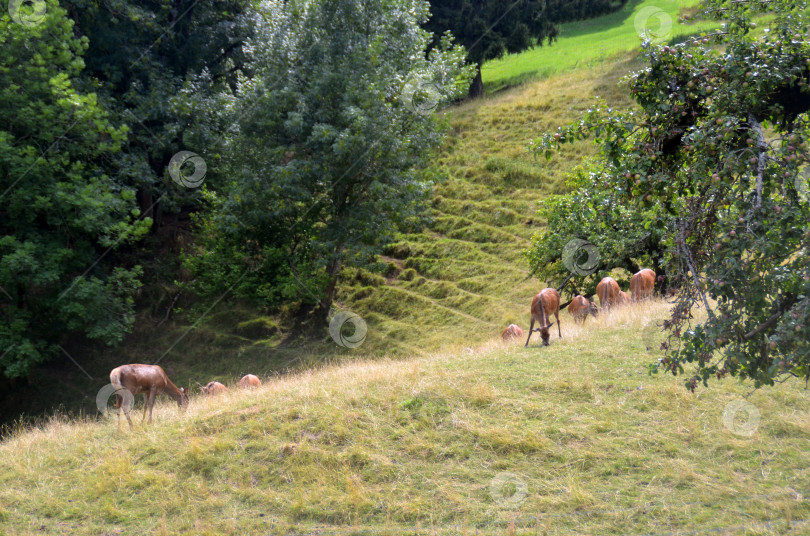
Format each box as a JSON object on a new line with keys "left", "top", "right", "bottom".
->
{"left": 147, "top": 390, "right": 157, "bottom": 424}
{"left": 557, "top": 312, "right": 562, "bottom": 338}
{"left": 121, "top": 394, "right": 134, "bottom": 430}
{"left": 115, "top": 394, "right": 123, "bottom": 431}
{"left": 525, "top": 317, "right": 535, "bottom": 347}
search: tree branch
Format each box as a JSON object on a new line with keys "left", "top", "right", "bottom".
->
{"left": 677, "top": 219, "right": 714, "bottom": 320}
{"left": 743, "top": 294, "right": 797, "bottom": 340}
{"left": 749, "top": 113, "right": 767, "bottom": 209}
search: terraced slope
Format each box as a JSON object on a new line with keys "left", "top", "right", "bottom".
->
{"left": 336, "top": 58, "right": 638, "bottom": 357}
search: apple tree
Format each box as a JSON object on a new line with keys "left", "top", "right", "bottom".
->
{"left": 531, "top": 0, "right": 810, "bottom": 389}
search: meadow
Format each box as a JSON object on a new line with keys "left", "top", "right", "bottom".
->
{"left": 2, "top": 1, "right": 809, "bottom": 534}
{"left": 2, "top": 302, "right": 809, "bottom": 535}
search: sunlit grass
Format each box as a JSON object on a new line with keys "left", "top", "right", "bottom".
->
{"left": 2, "top": 299, "right": 809, "bottom": 534}
{"left": 482, "top": 0, "right": 712, "bottom": 93}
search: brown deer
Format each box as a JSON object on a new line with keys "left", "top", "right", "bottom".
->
{"left": 237, "top": 374, "right": 262, "bottom": 389}
{"left": 630, "top": 268, "right": 656, "bottom": 302}
{"left": 568, "top": 295, "right": 598, "bottom": 324}
{"left": 110, "top": 364, "right": 189, "bottom": 430}
{"left": 199, "top": 381, "right": 229, "bottom": 396}
{"left": 501, "top": 324, "right": 524, "bottom": 341}
{"left": 525, "top": 288, "right": 561, "bottom": 347}
{"left": 596, "top": 276, "right": 624, "bottom": 311}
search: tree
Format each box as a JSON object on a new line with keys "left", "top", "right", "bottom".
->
{"left": 182, "top": 0, "right": 473, "bottom": 325}
{"left": 423, "top": 0, "right": 629, "bottom": 97}
{"left": 63, "top": 0, "right": 256, "bottom": 225}
{"left": 524, "top": 166, "right": 669, "bottom": 300}
{"left": 532, "top": 0, "right": 810, "bottom": 389}
{"left": 0, "top": 1, "right": 150, "bottom": 378}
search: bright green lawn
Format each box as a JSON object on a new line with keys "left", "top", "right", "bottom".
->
{"left": 483, "top": 0, "right": 711, "bottom": 92}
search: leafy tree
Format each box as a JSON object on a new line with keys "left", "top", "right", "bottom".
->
{"left": 182, "top": 0, "right": 473, "bottom": 325}
{"left": 0, "top": 1, "right": 150, "bottom": 378}
{"left": 531, "top": 0, "right": 810, "bottom": 389}
{"left": 423, "top": 0, "right": 629, "bottom": 97}
{"left": 64, "top": 0, "right": 256, "bottom": 223}
{"left": 524, "top": 166, "right": 669, "bottom": 300}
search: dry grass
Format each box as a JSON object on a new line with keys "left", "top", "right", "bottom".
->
{"left": 2, "top": 299, "right": 809, "bottom": 535}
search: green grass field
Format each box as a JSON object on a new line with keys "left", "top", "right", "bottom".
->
{"left": 2, "top": 302, "right": 809, "bottom": 535}
{"left": 3, "top": 1, "right": 810, "bottom": 534}
{"left": 482, "top": 0, "right": 709, "bottom": 92}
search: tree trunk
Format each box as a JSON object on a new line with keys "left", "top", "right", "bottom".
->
{"left": 315, "top": 256, "right": 343, "bottom": 326}
{"left": 137, "top": 186, "right": 156, "bottom": 230}
{"left": 468, "top": 64, "right": 484, "bottom": 99}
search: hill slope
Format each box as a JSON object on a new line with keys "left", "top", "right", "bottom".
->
{"left": 2, "top": 302, "right": 809, "bottom": 535}
{"left": 0, "top": 0, "right": 722, "bottom": 429}
{"left": 0, "top": 53, "right": 641, "bottom": 426}
{"left": 482, "top": 0, "right": 709, "bottom": 92}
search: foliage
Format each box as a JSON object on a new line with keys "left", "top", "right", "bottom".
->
{"left": 182, "top": 0, "right": 473, "bottom": 323}
{"left": 424, "top": 0, "right": 629, "bottom": 95}
{"left": 64, "top": 0, "right": 256, "bottom": 219}
{"left": 524, "top": 165, "right": 670, "bottom": 298}
{"left": 0, "top": 1, "right": 150, "bottom": 378}
{"left": 532, "top": 0, "right": 810, "bottom": 389}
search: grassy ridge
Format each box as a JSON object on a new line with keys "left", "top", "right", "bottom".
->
{"left": 482, "top": 0, "right": 709, "bottom": 92}
{"left": 2, "top": 301, "right": 809, "bottom": 535}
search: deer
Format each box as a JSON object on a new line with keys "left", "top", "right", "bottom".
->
{"left": 630, "top": 268, "right": 656, "bottom": 302}
{"left": 237, "top": 374, "right": 262, "bottom": 389}
{"left": 198, "top": 381, "right": 229, "bottom": 396}
{"left": 525, "top": 288, "right": 561, "bottom": 347}
{"left": 596, "top": 276, "right": 626, "bottom": 311}
{"left": 568, "top": 295, "right": 598, "bottom": 324}
{"left": 109, "top": 364, "right": 189, "bottom": 430}
{"left": 501, "top": 324, "right": 524, "bottom": 341}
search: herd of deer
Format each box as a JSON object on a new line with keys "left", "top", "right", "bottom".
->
{"left": 503, "top": 268, "right": 657, "bottom": 347}
{"left": 109, "top": 364, "right": 261, "bottom": 430}
{"left": 107, "top": 269, "right": 656, "bottom": 429}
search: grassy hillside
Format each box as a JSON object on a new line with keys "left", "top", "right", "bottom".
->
{"left": 2, "top": 301, "right": 809, "bottom": 535}
{"left": 482, "top": 0, "right": 710, "bottom": 92}
{"left": 1, "top": 55, "right": 644, "bottom": 427}
{"left": 0, "top": 1, "right": 731, "bottom": 426}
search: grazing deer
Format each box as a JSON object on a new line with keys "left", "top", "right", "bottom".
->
{"left": 237, "top": 374, "right": 262, "bottom": 389}
{"left": 568, "top": 295, "right": 598, "bottom": 324}
{"left": 501, "top": 324, "right": 524, "bottom": 341}
{"left": 525, "top": 288, "right": 561, "bottom": 347}
{"left": 109, "top": 364, "right": 189, "bottom": 430}
{"left": 596, "top": 276, "right": 625, "bottom": 311}
{"left": 199, "top": 381, "right": 229, "bottom": 396}
{"left": 630, "top": 268, "right": 656, "bottom": 302}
